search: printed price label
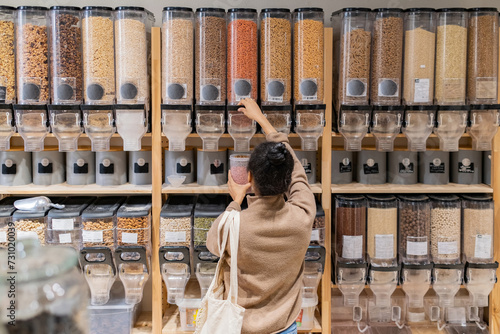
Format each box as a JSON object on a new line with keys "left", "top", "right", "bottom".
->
{"left": 414, "top": 78, "right": 430, "bottom": 103}
{"left": 375, "top": 234, "right": 394, "bottom": 259}
{"left": 82, "top": 230, "right": 103, "bottom": 243}
{"left": 407, "top": 241, "right": 427, "bottom": 256}
{"left": 165, "top": 231, "right": 187, "bottom": 243}
{"left": 342, "top": 235, "right": 363, "bottom": 259}
{"left": 17, "top": 231, "right": 38, "bottom": 240}
{"left": 438, "top": 241, "right": 458, "bottom": 255}
{"left": 310, "top": 230, "right": 320, "bottom": 242}
{"left": 475, "top": 234, "right": 492, "bottom": 259}
{"left": 0, "top": 231, "right": 6, "bottom": 243}
{"left": 58, "top": 233, "right": 72, "bottom": 244}
{"left": 122, "top": 232, "right": 138, "bottom": 244}
{"left": 52, "top": 218, "right": 74, "bottom": 230}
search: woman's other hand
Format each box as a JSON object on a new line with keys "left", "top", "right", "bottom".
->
{"left": 228, "top": 171, "right": 251, "bottom": 205}
{"left": 238, "top": 98, "right": 277, "bottom": 135}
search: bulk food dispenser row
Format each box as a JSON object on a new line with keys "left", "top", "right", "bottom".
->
{"left": 332, "top": 194, "right": 497, "bottom": 333}
{"left": 0, "top": 6, "right": 154, "bottom": 153}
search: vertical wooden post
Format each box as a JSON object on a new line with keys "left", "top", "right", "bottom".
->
{"left": 321, "top": 27, "right": 333, "bottom": 334}
{"left": 151, "top": 26, "right": 163, "bottom": 334}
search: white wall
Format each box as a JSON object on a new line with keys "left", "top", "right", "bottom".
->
{"left": 4, "top": 0, "right": 500, "bottom": 25}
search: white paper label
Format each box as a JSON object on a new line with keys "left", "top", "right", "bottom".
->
{"left": 17, "top": 231, "right": 38, "bottom": 240}
{"left": 58, "top": 233, "right": 72, "bottom": 244}
{"left": 310, "top": 230, "right": 320, "bottom": 242}
{"left": 438, "top": 241, "right": 458, "bottom": 255}
{"left": 342, "top": 235, "right": 363, "bottom": 259}
{"left": 52, "top": 218, "right": 74, "bottom": 230}
{"left": 82, "top": 230, "right": 103, "bottom": 243}
{"left": 407, "top": 241, "right": 427, "bottom": 256}
{"left": 165, "top": 231, "right": 187, "bottom": 243}
{"left": 474, "top": 234, "right": 492, "bottom": 259}
{"left": 414, "top": 78, "right": 430, "bottom": 103}
{"left": 122, "top": 232, "right": 138, "bottom": 244}
{"left": 375, "top": 234, "right": 394, "bottom": 259}
{"left": 0, "top": 231, "right": 6, "bottom": 243}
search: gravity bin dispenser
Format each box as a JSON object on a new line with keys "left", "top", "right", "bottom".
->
{"left": 14, "top": 105, "right": 49, "bottom": 152}
{"left": 261, "top": 105, "right": 292, "bottom": 135}
{"left": 432, "top": 263, "right": 464, "bottom": 331}
{"left": 82, "top": 105, "right": 115, "bottom": 152}
{"left": 0, "top": 104, "right": 15, "bottom": 151}
{"left": 402, "top": 105, "right": 437, "bottom": 152}
{"left": 467, "top": 104, "right": 500, "bottom": 151}
{"left": 162, "top": 104, "right": 193, "bottom": 152}
{"left": 194, "top": 245, "right": 220, "bottom": 299}
{"left": 337, "top": 105, "right": 371, "bottom": 151}
{"left": 300, "top": 245, "right": 326, "bottom": 331}
{"left": 160, "top": 246, "right": 190, "bottom": 305}
{"left": 115, "top": 104, "right": 148, "bottom": 151}
{"left": 434, "top": 105, "right": 468, "bottom": 152}
{"left": 294, "top": 104, "right": 325, "bottom": 151}
{"left": 195, "top": 105, "right": 225, "bottom": 151}
{"left": 227, "top": 105, "right": 256, "bottom": 152}
{"left": 49, "top": 105, "right": 82, "bottom": 152}
{"left": 370, "top": 106, "right": 403, "bottom": 152}
{"left": 79, "top": 247, "right": 117, "bottom": 306}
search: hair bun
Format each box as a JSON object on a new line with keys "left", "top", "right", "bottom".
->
{"left": 268, "top": 143, "right": 287, "bottom": 166}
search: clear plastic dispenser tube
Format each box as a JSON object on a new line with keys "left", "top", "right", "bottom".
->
{"left": 14, "top": 104, "right": 49, "bottom": 152}
{"left": 195, "top": 105, "right": 225, "bottom": 151}
{"left": 295, "top": 104, "right": 325, "bottom": 151}
{"left": 160, "top": 246, "right": 191, "bottom": 305}
{"left": 49, "top": 105, "right": 82, "bottom": 152}
{"left": 434, "top": 105, "right": 468, "bottom": 152}
{"left": 79, "top": 247, "right": 117, "bottom": 306}
{"left": 162, "top": 104, "right": 192, "bottom": 151}
{"left": 338, "top": 105, "right": 371, "bottom": 152}
{"left": 0, "top": 104, "right": 15, "bottom": 151}
{"left": 115, "top": 104, "right": 148, "bottom": 151}
{"left": 370, "top": 106, "right": 403, "bottom": 152}
{"left": 467, "top": 104, "right": 500, "bottom": 151}
{"left": 82, "top": 105, "right": 115, "bottom": 152}
{"left": 402, "top": 105, "right": 437, "bottom": 152}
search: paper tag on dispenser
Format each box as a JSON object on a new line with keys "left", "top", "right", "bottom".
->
{"left": 407, "top": 241, "right": 427, "bottom": 256}
{"left": 413, "top": 78, "right": 430, "bottom": 103}
{"left": 17, "top": 231, "right": 38, "bottom": 240}
{"left": 474, "top": 234, "right": 492, "bottom": 259}
{"left": 438, "top": 241, "right": 458, "bottom": 255}
{"left": 0, "top": 231, "right": 6, "bottom": 243}
{"left": 122, "top": 232, "right": 138, "bottom": 244}
{"left": 342, "top": 235, "right": 363, "bottom": 259}
{"left": 375, "top": 234, "right": 394, "bottom": 259}
{"left": 82, "top": 230, "right": 103, "bottom": 243}
{"left": 310, "top": 230, "right": 320, "bottom": 242}
{"left": 58, "top": 233, "right": 72, "bottom": 244}
{"left": 165, "top": 231, "right": 187, "bottom": 243}
{"left": 52, "top": 219, "right": 74, "bottom": 230}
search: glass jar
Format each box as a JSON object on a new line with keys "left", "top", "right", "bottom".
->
{"left": 295, "top": 104, "right": 325, "bottom": 151}
{"left": 115, "top": 7, "right": 151, "bottom": 104}
{"left": 429, "top": 195, "right": 461, "bottom": 264}
{"left": 434, "top": 105, "right": 468, "bottom": 152}
{"left": 467, "top": 8, "right": 499, "bottom": 104}
{"left": 435, "top": 8, "right": 467, "bottom": 105}
{"left": 260, "top": 8, "right": 292, "bottom": 105}
{"left": 0, "top": 197, "right": 15, "bottom": 248}
{"left": 333, "top": 8, "right": 372, "bottom": 106}
{"left": 261, "top": 105, "right": 292, "bottom": 135}
{"left": 227, "top": 9, "right": 258, "bottom": 105}
{"left": 403, "top": 8, "right": 436, "bottom": 105}
{"left": 16, "top": 6, "right": 49, "bottom": 104}
{"left": 0, "top": 240, "right": 88, "bottom": 333}
{"left": 0, "top": 6, "right": 16, "bottom": 104}
{"left": 371, "top": 8, "right": 403, "bottom": 106}
{"left": 82, "top": 7, "right": 115, "bottom": 104}
{"left": 49, "top": 105, "right": 83, "bottom": 152}
{"left": 0, "top": 104, "right": 14, "bottom": 151}
{"left": 49, "top": 6, "right": 83, "bottom": 105}
{"left": 14, "top": 105, "right": 49, "bottom": 152}
{"left": 370, "top": 105, "right": 403, "bottom": 152}
{"left": 462, "top": 194, "right": 494, "bottom": 264}
{"left": 467, "top": 104, "right": 500, "bottom": 151}
{"left": 294, "top": 8, "right": 324, "bottom": 104}
{"left": 335, "top": 195, "right": 367, "bottom": 264}
{"left": 195, "top": 105, "right": 225, "bottom": 151}
{"left": 162, "top": 7, "right": 194, "bottom": 105}
{"left": 337, "top": 105, "right": 371, "bottom": 151}
{"left": 402, "top": 105, "right": 437, "bottom": 152}
{"left": 398, "top": 195, "right": 431, "bottom": 265}
{"left": 195, "top": 8, "right": 226, "bottom": 105}
{"left": 367, "top": 195, "right": 397, "bottom": 267}
{"left": 82, "top": 106, "right": 115, "bottom": 152}
{"left": 160, "top": 195, "right": 196, "bottom": 248}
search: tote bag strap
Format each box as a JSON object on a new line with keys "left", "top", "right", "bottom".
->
{"left": 227, "top": 211, "right": 240, "bottom": 304}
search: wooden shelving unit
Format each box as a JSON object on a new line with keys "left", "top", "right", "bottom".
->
{"left": 331, "top": 183, "right": 493, "bottom": 194}
{"left": 0, "top": 183, "right": 152, "bottom": 195}
{"left": 162, "top": 182, "right": 323, "bottom": 194}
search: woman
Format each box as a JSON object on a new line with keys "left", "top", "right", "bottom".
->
{"left": 206, "top": 98, "right": 316, "bottom": 334}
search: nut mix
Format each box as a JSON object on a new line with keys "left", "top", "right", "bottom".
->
{"left": 0, "top": 19, "right": 15, "bottom": 102}
{"left": 15, "top": 219, "right": 46, "bottom": 245}
{"left": 82, "top": 219, "right": 113, "bottom": 247}
{"left": 116, "top": 216, "right": 149, "bottom": 246}
{"left": 160, "top": 217, "right": 191, "bottom": 247}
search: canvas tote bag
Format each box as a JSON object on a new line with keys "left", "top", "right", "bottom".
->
{"left": 195, "top": 210, "right": 245, "bottom": 334}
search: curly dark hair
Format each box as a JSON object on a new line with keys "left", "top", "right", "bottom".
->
{"left": 247, "top": 142, "right": 294, "bottom": 196}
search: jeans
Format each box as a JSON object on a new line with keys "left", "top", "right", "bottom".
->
{"left": 278, "top": 322, "right": 297, "bottom": 334}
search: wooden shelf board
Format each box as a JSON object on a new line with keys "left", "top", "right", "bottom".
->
{"left": 331, "top": 183, "right": 493, "bottom": 194}
{"left": 163, "top": 182, "right": 323, "bottom": 194}
{"left": 0, "top": 182, "right": 152, "bottom": 195}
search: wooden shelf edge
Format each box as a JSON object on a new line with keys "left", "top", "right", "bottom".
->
{"left": 163, "top": 182, "right": 323, "bottom": 194}
{"left": 331, "top": 183, "right": 493, "bottom": 194}
{"left": 0, "top": 183, "right": 152, "bottom": 195}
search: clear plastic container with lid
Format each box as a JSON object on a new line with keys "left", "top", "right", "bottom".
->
{"left": 194, "top": 195, "right": 227, "bottom": 247}
{"left": 429, "top": 195, "right": 461, "bottom": 265}
{"left": 162, "top": 7, "right": 194, "bottom": 105}
{"left": 195, "top": 105, "right": 225, "bottom": 151}
{"left": 0, "top": 197, "right": 16, "bottom": 248}
{"left": 227, "top": 106, "right": 256, "bottom": 153}
{"left": 333, "top": 8, "right": 372, "bottom": 106}
{"left": 14, "top": 105, "right": 49, "bottom": 152}
{"left": 402, "top": 105, "right": 437, "bottom": 152}
{"left": 82, "top": 106, "right": 115, "bottom": 152}
{"left": 46, "top": 196, "right": 95, "bottom": 249}
{"left": 366, "top": 195, "right": 398, "bottom": 267}
{"left": 115, "top": 7, "right": 151, "bottom": 104}
{"left": 468, "top": 8, "right": 499, "bottom": 104}
{"left": 0, "top": 104, "right": 14, "bottom": 151}
{"left": 370, "top": 8, "right": 403, "bottom": 106}
{"left": 0, "top": 6, "right": 16, "bottom": 104}
{"left": 467, "top": 104, "right": 500, "bottom": 151}
{"left": 16, "top": 6, "right": 49, "bottom": 104}
{"left": 162, "top": 105, "right": 192, "bottom": 151}
{"left": 227, "top": 8, "right": 258, "bottom": 105}
{"left": 435, "top": 8, "right": 468, "bottom": 105}
{"left": 294, "top": 8, "right": 324, "bottom": 104}
{"left": 398, "top": 195, "right": 431, "bottom": 265}
{"left": 261, "top": 105, "right": 292, "bottom": 135}
{"left": 403, "top": 8, "right": 436, "bottom": 105}
{"left": 195, "top": 8, "right": 226, "bottom": 105}
{"left": 335, "top": 195, "right": 367, "bottom": 264}
{"left": 49, "top": 105, "right": 83, "bottom": 152}
{"left": 49, "top": 6, "right": 83, "bottom": 104}
{"left": 295, "top": 104, "right": 325, "bottom": 151}
{"left": 260, "top": 8, "right": 292, "bottom": 105}
{"left": 434, "top": 105, "right": 468, "bottom": 152}
{"left": 370, "top": 106, "right": 403, "bottom": 152}
{"left": 462, "top": 194, "right": 494, "bottom": 264}
{"left": 337, "top": 105, "right": 371, "bottom": 151}
{"left": 115, "top": 104, "right": 148, "bottom": 151}
{"left": 160, "top": 195, "right": 196, "bottom": 248}
{"left": 116, "top": 196, "right": 152, "bottom": 249}
{"left": 82, "top": 7, "right": 115, "bottom": 104}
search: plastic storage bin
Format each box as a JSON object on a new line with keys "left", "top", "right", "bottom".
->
{"left": 294, "top": 8, "right": 324, "bottom": 104}
{"left": 398, "top": 195, "right": 431, "bottom": 265}
{"left": 32, "top": 150, "right": 65, "bottom": 186}
{"left": 356, "top": 150, "right": 387, "bottom": 185}
{"left": 227, "top": 8, "right": 258, "bottom": 104}
{"left": 49, "top": 105, "right": 83, "bottom": 152}
{"left": 296, "top": 295, "right": 318, "bottom": 331}
{"left": 371, "top": 8, "right": 403, "bottom": 106}
{"left": 387, "top": 150, "right": 418, "bottom": 185}
{"left": 0, "top": 6, "right": 16, "bottom": 104}
{"left": 194, "top": 195, "right": 227, "bottom": 246}
{"left": 177, "top": 298, "right": 201, "bottom": 332}
{"left": 195, "top": 8, "right": 226, "bottom": 105}
{"left": 0, "top": 197, "right": 16, "bottom": 248}
{"left": 0, "top": 104, "right": 15, "bottom": 150}
{"left": 164, "top": 149, "right": 196, "bottom": 184}
{"left": 160, "top": 195, "right": 196, "bottom": 248}
{"left": 367, "top": 195, "right": 398, "bottom": 267}
{"left": 467, "top": 8, "right": 499, "bottom": 104}
{"left": 129, "top": 150, "right": 152, "bottom": 185}
{"left": 462, "top": 194, "right": 494, "bottom": 263}
{"left": 14, "top": 105, "right": 49, "bottom": 152}
{"left": 96, "top": 151, "right": 127, "bottom": 186}
{"left": 0, "top": 150, "right": 32, "bottom": 186}
{"left": 418, "top": 150, "right": 450, "bottom": 185}
{"left": 260, "top": 8, "right": 292, "bottom": 105}
{"left": 16, "top": 6, "right": 50, "bottom": 104}
{"left": 66, "top": 150, "right": 95, "bottom": 185}
{"left": 429, "top": 195, "right": 461, "bottom": 264}
{"left": 116, "top": 196, "right": 152, "bottom": 248}
{"left": 331, "top": 150, "right": 354, "bottom": 184}
{"left": 435, "top": 8, "right": 467, "bottom": 105}
{"left": 450, "top": 150, "right": 482, "bottom": 185}
{"left": 49, "top": 6, "right": 83, "bottom": 104}
{"left": 333, "top": 8, "right": 372, "bottom": 106}
{"left": 335, "top": 195, "right": 366, "bottom": 264}
{"left": 46, "top": 196, "right": 95, "bottom": 248}
{"left": 162, "top": 7, "right": 194, "bottom": 105}
{"left": 88, "top": 297, "right": 137, "bottom": 334}
{"left": 402, "top": 8, "right": 436, "bottom": 105}
{"left": 82, "top": 6, "right": 115, "bottom": 104}
{"left": 82, "top": 106, "right": 115, "bottom": 152}
{"left": 197, "top": 149, "right": 227, "bottom": 186}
